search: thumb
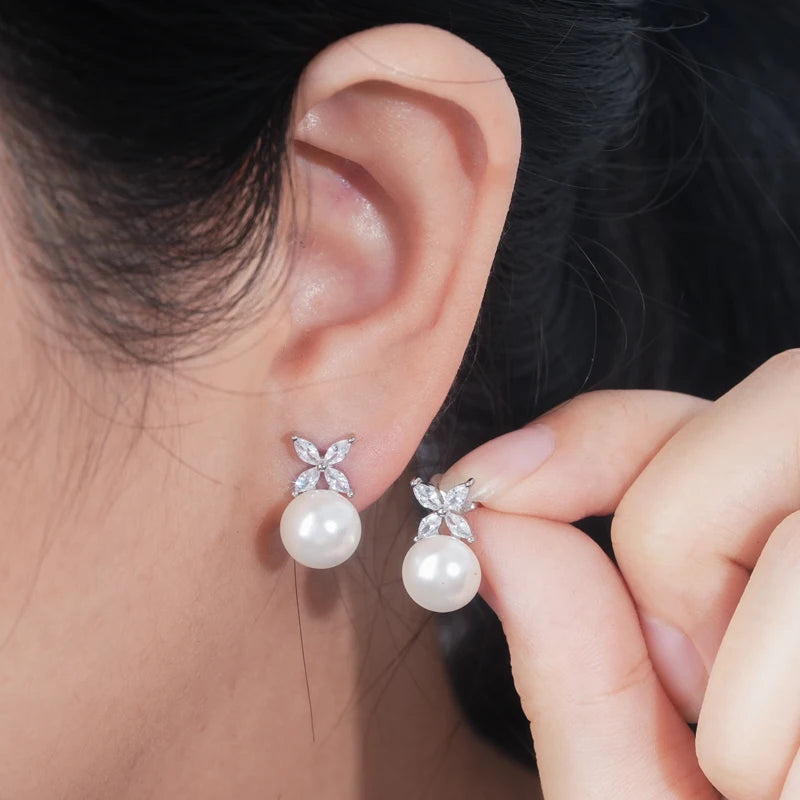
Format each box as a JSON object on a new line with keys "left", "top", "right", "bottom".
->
{"left": 472, "top": 508, "right": 718, "bottom": 800}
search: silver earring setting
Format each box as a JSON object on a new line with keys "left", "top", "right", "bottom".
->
{"left": 279, "top": 435, "right": 361, "bottom": 569}
{"left": 402, "top": 477, "right": 482, "bottom": 613}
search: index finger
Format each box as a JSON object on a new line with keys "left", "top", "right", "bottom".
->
{"left": 440, "top": 390, "right": 708, "bottom": 520}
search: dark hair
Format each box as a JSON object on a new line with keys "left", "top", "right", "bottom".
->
{"left": 2, "top": 0, "right": 800, "bottom": 770}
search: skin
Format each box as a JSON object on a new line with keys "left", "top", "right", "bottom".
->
{"left": 0, "top": 19, "right": 794, "bottom": 800}
{"left": 0, "top": 23, "right": 538, "bottom": 800}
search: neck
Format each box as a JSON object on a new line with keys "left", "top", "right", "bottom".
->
{"left": 0, "top": 364, "right": 540, "bottom": 798}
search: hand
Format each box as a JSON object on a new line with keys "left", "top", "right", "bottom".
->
{"left": 441, "top": 351, "right": 800, "bottom": 800}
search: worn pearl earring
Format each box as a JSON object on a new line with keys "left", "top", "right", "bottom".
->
{"left": 403, "top": 477, "right": 482, "bottom": 613}
{"left": 279, "top": 435, "right": 361, "bottom": 569}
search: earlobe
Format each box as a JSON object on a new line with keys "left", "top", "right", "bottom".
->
{"left": 270, "top": 24, "right": 521, "bottom": 508}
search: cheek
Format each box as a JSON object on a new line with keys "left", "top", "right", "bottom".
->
{"left": 0, "top": 478, "right": 274, "bottom": 798}
{"left": 0, "top": 317, "right": 258, "bottom": 795}
{"left": 0, "top": 212, "right": 61, "bottom": 623}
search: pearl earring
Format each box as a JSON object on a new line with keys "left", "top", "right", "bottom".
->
{"left": 402, "top": 477, "right": 482, "bottom": 613}
{"left": 279, "top": 435, "right": 362, "bottom": 569}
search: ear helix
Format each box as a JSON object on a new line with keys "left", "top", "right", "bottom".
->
{"left": 279, "top": 434, "right": 362, "bottom": 569}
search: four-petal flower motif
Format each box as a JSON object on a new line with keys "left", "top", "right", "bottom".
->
{"left": 291, "top": 435, "right": 355, "bottom": 497}
{"left": 410, "top": 477, "right": 477, "bottom": 543}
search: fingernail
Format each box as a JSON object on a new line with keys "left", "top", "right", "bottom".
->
{"left": 640, "top": 614, "right": 708, "bottom": 723}
{"left": 440, "top": 423, "right": 555, "bottom": 502}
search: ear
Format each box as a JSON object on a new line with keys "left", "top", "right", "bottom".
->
{"left": 270, "top": 24, "right": 521, "bottom": 507}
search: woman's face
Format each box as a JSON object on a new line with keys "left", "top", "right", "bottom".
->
{"left": 0, "top": 23, "right": 526, "bottom": 799}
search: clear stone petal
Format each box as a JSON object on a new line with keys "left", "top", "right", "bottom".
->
{"left": 412, "top": 481, "right": 444, "bottom": 511}
{"left": 294, "top": 467, "right": 320, "bottom": 494}
{"left": 444, "top": 481, "right": 473, "bottom": 513}
{"left": 324, "top": 466, "right": 352, "bottom": 495}
{"left": 293, "top": 437, "right": 321, "bottom": 465}
{"left": 322, "top": 438, "right": 353, "bottom": 467}
{"left": 445, "top": 512, "right": 474, "bottom": 543}
{"left": 415, "top": 513, "right": 442, "bottom": 541}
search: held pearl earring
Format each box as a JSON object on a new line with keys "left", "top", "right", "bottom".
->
{"left": 279, "top": 435, "right": 362, "bottom": 569}
{"left": 402, "top": 477, "right": 482, "bottom": 613}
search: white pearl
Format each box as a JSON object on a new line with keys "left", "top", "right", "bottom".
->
{"left": 402, "top": 535, "right": 481, "bottom": 613}
{"left": 280, "top": 489, "right": 361, "bottom": 569}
